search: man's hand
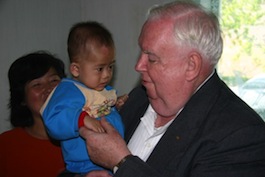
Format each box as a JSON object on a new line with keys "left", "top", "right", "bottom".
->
{"left": 80, "top": 117, "right": 131, "bottom": 169}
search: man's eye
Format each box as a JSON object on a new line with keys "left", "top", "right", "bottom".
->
{"left": 148, "top": 58, "right": 156, "bottom": 63}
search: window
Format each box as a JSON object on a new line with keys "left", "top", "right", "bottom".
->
{"left": 198, "top": 0, "right": 265, "bottom": 121}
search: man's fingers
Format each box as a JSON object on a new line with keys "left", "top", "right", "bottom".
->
{"left": 100, "top": 117, "right": 115, "bottom": 132}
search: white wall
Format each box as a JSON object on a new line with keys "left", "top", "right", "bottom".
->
{"left": 0, "top": 0, "right": 172, "bottom": 133}
{"left": 0, "top": 0, "right": 83, "bottom": 132}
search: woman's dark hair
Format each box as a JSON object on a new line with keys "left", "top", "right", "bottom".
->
{"left": 8, "top": 51, "right": 66, "bottom": 127}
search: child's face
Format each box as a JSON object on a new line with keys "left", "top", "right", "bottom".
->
{"left": 72, "top": 45, "right": 115, "bottom": 91}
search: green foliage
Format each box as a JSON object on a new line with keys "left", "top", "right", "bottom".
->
{"left": 221, "top": 0, "right": 264, "bottom": 45}
{"left": 222, "top": 0, "right": 264, "bottom": 29}
{"left": 219, "top": 0, "right": 265, "bottom": 81}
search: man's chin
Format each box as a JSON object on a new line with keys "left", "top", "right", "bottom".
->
{"left": 146, "top": 90, "right": 157, "bottom": 100}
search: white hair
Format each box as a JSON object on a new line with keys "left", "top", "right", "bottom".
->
{"left": 147, "top": 1, "right": 223, "bottom": 66}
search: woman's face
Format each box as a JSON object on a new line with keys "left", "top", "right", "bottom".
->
{"left": 24, "top": 68, "right": 61, "bottom": 118}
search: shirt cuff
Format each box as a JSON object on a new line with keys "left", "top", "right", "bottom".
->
{"left": 78, "top": 111, "right": 88, "bottom": 128}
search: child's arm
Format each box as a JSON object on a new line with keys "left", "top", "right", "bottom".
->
{"left": 83, "top": 115, "right": 105, "bottom": 133}
{"left": 116, "top": 94, "right": 129, "bottom": 111}
{"left": 78, "top": 110, "right": 105, "bottom": 133}
{"left": 41, "top": 80, "right": 87, "bottom": 139}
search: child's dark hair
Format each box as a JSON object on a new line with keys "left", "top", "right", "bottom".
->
{"left": 8, "top": 51, "right": 66, "bottom": 127}
{"left": 67, "top": 21, "right": 114, "bottom": 62}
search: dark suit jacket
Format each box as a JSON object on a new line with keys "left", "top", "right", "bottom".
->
{"left": 118, "top": 72, "right": 265, "bottom": 177}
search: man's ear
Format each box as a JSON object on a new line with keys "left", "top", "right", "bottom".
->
{"left": 185, "top": 52, "right": 202, "bottom": 81}
{"left": 70, "top": 62, "right": 80, "bottom": 78}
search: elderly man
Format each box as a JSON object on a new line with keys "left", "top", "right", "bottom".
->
{"left": 80, "top": 1, "right": 265, "bottom": 177}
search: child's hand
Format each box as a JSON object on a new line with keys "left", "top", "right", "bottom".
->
{"left": 116, "top": 94, "right": 129, "bottom": 111}
{"left": 83, "top": 115, "right": 105, "bottom": 133}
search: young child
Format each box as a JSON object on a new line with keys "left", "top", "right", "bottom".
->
{"left": 41, "top": 21, "right": 126, "bottom": 175}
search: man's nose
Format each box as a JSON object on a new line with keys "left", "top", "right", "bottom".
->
{"left": 135, "top": 54, "right": 147, "bottom": 72}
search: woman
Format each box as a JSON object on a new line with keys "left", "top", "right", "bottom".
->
{"left": 0, "top": 51, "right": 66, "bottom": 177}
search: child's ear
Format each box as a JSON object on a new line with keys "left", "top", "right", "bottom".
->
{"left": 70, "top": 62, "right": 80, "bottom": 77}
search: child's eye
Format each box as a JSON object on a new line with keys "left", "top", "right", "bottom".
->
{"left": 109, "top": 65, "right": 114, "bottom": 69}
{"left": 97, "top": 67, "right": 103, "bottom": 72}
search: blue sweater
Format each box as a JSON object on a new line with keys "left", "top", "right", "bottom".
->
{"left": 41, "top": 78, "right": 124, "bottom": 173}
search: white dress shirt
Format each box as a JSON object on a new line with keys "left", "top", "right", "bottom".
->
{"left": 127, "top": 104, "right": 174, "bottom": 161}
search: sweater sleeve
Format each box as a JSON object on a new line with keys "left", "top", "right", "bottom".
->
{"left": 41, "top": 79, "right": 85, "bottom": 140}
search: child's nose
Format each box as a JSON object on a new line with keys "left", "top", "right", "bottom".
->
{"left": 103, "top": 70, "right": 111, "bottom": 79}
